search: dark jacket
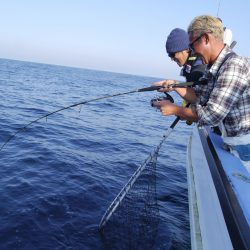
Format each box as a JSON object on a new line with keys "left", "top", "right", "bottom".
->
{"left": 181, "top": 54, "right": 205, "bottom": 82}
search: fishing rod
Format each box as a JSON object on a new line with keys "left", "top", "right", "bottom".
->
{"left": 166, "top": 81, "right": 195, "bottom": 88}
{"left": 1, "top": 82, "right": 197, "bottom": 151}
{"left": 0, "top": 85, "right": 167, "bottom": 151}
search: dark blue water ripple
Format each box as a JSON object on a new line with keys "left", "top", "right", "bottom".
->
{"left": 0, "top": 58, "right": 191, "bottom": 249}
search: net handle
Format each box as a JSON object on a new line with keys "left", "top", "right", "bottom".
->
{"left": 99, "top": 116, "right": 180, "bottom": 229}
{"left": 99, "top": 101, "right": 191, "bottom": 229}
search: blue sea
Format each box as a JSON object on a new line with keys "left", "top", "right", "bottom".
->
{"left": 0, "top": 58, "right": 192, "bottom": 249}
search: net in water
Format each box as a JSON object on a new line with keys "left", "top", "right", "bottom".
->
{"left": 99, "top": 151, "right": 160, "bottom": 249}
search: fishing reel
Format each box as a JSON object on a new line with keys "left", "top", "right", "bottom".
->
{"left": 150, "top": 92, "right": 174, "bottom": 107}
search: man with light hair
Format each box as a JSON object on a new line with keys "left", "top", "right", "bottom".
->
{"left": 157, "top": 15, "right": 250, "bottom": 170}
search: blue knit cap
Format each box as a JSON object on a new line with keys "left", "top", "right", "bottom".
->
{"left": 165, "top": 28, "right": 189, "bottom": 55}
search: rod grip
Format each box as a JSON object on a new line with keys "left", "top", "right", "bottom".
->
{"left": 170, "top": 82, "right": 194, "bottom": 88}
{"left": 138, "top": 86, "right": 163, "bottom": 92}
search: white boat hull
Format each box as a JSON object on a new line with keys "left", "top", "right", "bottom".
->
{"left": 187, "top": 126, "right": 233, "bottom": 250}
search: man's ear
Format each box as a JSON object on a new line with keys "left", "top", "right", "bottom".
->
{"left": 204, "top": 33, "right": 209, "bottom": 44}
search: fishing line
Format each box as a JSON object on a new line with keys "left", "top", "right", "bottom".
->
{"left": 216, "top": 0, "right": 222, "bottom": 17}
{"left": 0, "top": 85, "right": 164, "bottom": 151}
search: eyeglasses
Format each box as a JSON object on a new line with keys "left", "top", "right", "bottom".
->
{"left": 168, "top": 52, "right": 176, "bottom": 59}
{"left": 189, "top": 33, "right": 205, "bottom": 50}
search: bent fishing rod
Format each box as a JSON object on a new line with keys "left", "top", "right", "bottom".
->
{"left": 0, "top": 85, "right": 171, "bottom": 151}
{"left": 0, "top": 82, "right": 196, "bottom": 152}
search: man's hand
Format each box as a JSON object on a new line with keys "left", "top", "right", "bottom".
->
{"left": 159, "top": 100, "right": 177, "bottom": 116}
{"left": 151, "top": 98, "right": 177, "bottom": 117}
{"left": 151, "top": 99, "right": 170, "bottom": 108}
{"left": 152, "top": 79, "right": 177, "bottom": 92}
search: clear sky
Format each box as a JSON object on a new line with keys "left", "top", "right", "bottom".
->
{"left": 0, "top": 0, "right": 249, "bottom": 78}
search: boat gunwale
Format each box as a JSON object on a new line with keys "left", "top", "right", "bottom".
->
{"left": 198, "top": 127, "right": 250, "bottom": 250}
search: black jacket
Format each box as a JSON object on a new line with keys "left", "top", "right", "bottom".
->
{"left": 181, "top": 55, "right": 205, "bottom": 82}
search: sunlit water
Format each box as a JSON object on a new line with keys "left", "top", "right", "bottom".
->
{"left": 0, "top": 58, "right": 191, "bottom": 249}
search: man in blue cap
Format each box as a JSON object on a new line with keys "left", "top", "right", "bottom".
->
{"left": 152, "top": 28, "right": 205, "bottom": 106}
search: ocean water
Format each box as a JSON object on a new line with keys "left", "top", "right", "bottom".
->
{"left": 0, "top": 58, "right": 192, "bottom": 249}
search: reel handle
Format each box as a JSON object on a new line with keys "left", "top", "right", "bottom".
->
{"left": 150, "top": 92, "right": 174, "bottom": 107}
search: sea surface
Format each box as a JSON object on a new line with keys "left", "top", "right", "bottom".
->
{"left": 0, "top": 58, "right": 192, "bottom": 249}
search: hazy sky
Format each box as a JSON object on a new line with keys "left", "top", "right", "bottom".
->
{"left": 0, "top": 0, "right": 249, "bottom": 78}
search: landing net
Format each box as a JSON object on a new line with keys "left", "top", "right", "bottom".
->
{"left": 99, "top": 127, "right": 174, "bottom": 249}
